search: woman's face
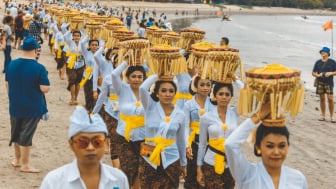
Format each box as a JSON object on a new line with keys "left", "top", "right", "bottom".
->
{"left": 258, "top": 134, "right": 289, "bottom": 171}
{"left": 157, "top": 82, "right": 176, "bottom": 105}
{"left": 197, "top": 79, "right": 211, "bottom": 96}
{"left": 128, "top": 71, "right": 144, "bottom": 89}
{"left": 89, "top": 41, "right": 99, "bottom": 53}
{"left": 215, "top": 86, "right": 232, "bottom": 107}
{"left": 73, "top": 33, "right": 81, "bottom": 43}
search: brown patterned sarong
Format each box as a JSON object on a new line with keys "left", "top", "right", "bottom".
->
{"left": 184, "top": 142, "right": 204, "bottom": 189}
{"left": 116, "top": 134, "right": 142, "bottom": 187}
{"left": 66, "top": 67, "right": 84, "bottom": 91}
{"left": 139, "top": 157, "right": 181, "bottom": 189}
{"left": 101, "top": 110, "right": 119, "bottom": 160}
{"left": 202, "top": 162, "right": 235, "bottom": 189}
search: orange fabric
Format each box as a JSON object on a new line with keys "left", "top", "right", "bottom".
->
{"left": 323, "top": 20, "right": 333, "bottom": 31}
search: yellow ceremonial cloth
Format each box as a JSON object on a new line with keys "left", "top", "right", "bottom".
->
{"left": 145, "top": 136, "right": 175, "bottom": 166}
{"left": 56, "top": 42, "right": 65, "bottom": 58}
{"left": 109, "top": 94, "right": 118, "bottom": 101}
{"left": 67, "top": 53, "right": 81, "bottom": 69}
{"left": 187, "top": 121, "right": 200, "bottom": 147}
{"left": 208, "top": 138, "right": 226, "bottom": 174}
{"left": 173, "top": 92, "right": 193, "bottom": 104}
{"left": 119, "top": 114, "right": 145, "bottom": 142}
{"left": 79, "top": 66, "right": 94, "bottom": 87}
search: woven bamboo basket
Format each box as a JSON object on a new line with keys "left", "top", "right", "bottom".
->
{"left": 178, "top": 27, "right": 205, "bottom": 51}
{"left": 105, "top": 28, "right": 135, "bottom": 49}
{"left": 238, "top": 64, "right": 304, "bottom": 126}
{"left": 162, "top": 31, "right": 181, "bottom": 46}
{"left": 145, "top": 25, "right": 160, "bottom": 44}
{"left": 118, "top": 37, "right": 151, "bottom": 66}
{"left": 69, "top": 16, "right": 84, "bottom": 31}
{"left": 85, "top": 22, "right": 102, "bottom": 40}
{"left": 148, "top": 45, "right": 188, "bottom": 80}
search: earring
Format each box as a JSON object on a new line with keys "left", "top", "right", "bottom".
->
{"left": 257, "top": 149, "right": 261, "bottom": 155}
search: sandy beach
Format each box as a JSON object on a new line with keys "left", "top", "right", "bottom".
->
{"left": 0, "top": 1, "right": 335, "bottom": 188}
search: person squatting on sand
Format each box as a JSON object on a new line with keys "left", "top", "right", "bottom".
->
{"left": 6, "top": 36, "right": 50, "bottom": 173}
{"left": 40, "top": 106, "right": 129, "bottom": 189}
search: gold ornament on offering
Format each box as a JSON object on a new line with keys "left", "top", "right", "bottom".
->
{"left": 145, "top": 25, "right": 160, "bottom": 44}
{"left": 106, "top": 28, "right": 135, "bottom": 49}
{"left": 238, "top": 64, "right": 305, "bottom": 126}
{"left": 201, "top": 47, "right": 243, "bottom": 83}
{"left": 118, "top": 37, "right": 151, "bottom": 66}
{"left": 64, "top": 12, "right": 80, "bottom": 23}
{"left": 85, "top": 22, "right": 102, "bottom": 40}
{"left": 162, "top": 31, "right": 181, "bottom": 46}
{"left": 187, "top": 41, "right": 218, "bottom": 73}
{"left": 54, "top": 10, "right": 65, "bottom": 24}
{"left": 148, "top": 45, "right": 188, "bottom": 80}
{"left": 178, "top": 27, "right": 206, "bottom": 51}
{"left": 151, "top": 29, "right": 169, "bottom": 46}
{"left": 101, "top": 18, "right": 124, "bottom": 41}
{"left": 69, "top": 16, "right": 84, "bottom": 31}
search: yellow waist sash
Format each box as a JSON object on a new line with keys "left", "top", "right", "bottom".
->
{"left": 56, "top": 42, "right": 65, "bottom": 58}
{"left": 173, "top": 92, "right": 193, "bottom": 104}
{"left": 67, "top": 53, "right": 81, "bottom": 69}
{"left": 145, "top": 136, "right": 175, "bottom": 166}
{"left": 187, "top": 121, "right": 200, "bottom": 147}
{"left": 79, "top": 66, "right": 94, "bottom": 87}
{"left": 109, "top": 94, "right": 118, "bottom": 101}
{"left": 208, "top": 138, "right": 226, "bottom": 174}
{"left": 119, "top": 114, "right": 145, "bottom": 142}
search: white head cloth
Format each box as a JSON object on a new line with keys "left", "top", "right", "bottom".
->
{"left": 68, "top": 106, "right": 107, "bottom": 138}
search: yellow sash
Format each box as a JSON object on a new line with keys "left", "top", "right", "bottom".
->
{"left": 119, "top": 114, "right": 145, "bottom": 142}
{"left": 109, "top": 94, "right": 118, "bottom": 101}
{"left": 145, "top": 136, "right": 175, "bottom": 166}
{"left": 187, "top": 121, "right": 200, "bottom": 147}
{"left": 173, "top": 92, "right": 193, "bottom": 104}
{"left": 56, "top": 42, "right": 65, "bottom": 58}
{"left": 79, "top": 66, "right": 94, "bottom": 87}
{"left": 208, "top": 138, "right": 226, "bottom": 174}
{"left": 67, "top": 53, "right": 81, "bottom": 69}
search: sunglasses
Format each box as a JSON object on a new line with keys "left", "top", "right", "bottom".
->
{"left": 72, "top": 136, "right": 105, "bottom": 149}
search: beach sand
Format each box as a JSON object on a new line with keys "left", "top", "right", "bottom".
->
{"left": 0, "top": 1, "right": 335, "bottom": 188}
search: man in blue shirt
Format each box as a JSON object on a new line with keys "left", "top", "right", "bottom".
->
{"left": 6, "top": 36, "right": 50, "bottom": 173}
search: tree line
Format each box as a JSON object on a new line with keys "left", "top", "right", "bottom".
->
{"left": 136, "top": 0, "right": 336, "bottom": 10}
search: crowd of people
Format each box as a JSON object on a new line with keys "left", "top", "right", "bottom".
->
{"left": 3, "top": 0, "right": 330, "bottom": 189}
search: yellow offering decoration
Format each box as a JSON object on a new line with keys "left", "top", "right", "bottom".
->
{"left": 117, "top": 37, "right": 151, "bottom": 66}
{"left": 178, "top": 27, "right": 205, "bottom": 51}
{"left": 64, "top": 12, "right": 80, "bottom": 23}
{"left": 85, "top": 22, "right": 102, "bottom": 40}
{"left": 148, "top": 45, "right": 188, "bottom": 80}
{"left": 69, "top": 16, "right": 84, "bottom": 31}
{"left": 151, "top": 29, "right": 169, "bottom": 46}
{"left": 201, "top": 47, "right": 243, "bottom": 83}
{"left": 101, "top": 18, "right": 124, "bottom": 41}
{"left": 87, "top": 15, "right": 111, "bottom": 24}
{"left": 162, "top": 31, "right": 181, "bottom": 46}
{"left": 54, "top": 10, "right": 65, "bottom": 24}
{"left": 187, "top": 41, "right": 218, "bottom": 71}
{"left": 106, "top": 27, "right": 135, "bottom": 49}
{"left": 238, "top": 64, "right": 305, "bottom": 126}
{"left": 145, "top": 25, "right": 160, "bottom": 44}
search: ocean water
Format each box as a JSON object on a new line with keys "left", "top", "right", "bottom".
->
{"left": 175, "top": 15, "right": 336, "bottom": 90}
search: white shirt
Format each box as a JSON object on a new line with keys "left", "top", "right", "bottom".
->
{"left": 225, "top": 119, "right": 308, "bottom": 189}
{"left": 40, "top": 159, "right": 129, "bottom": 189}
